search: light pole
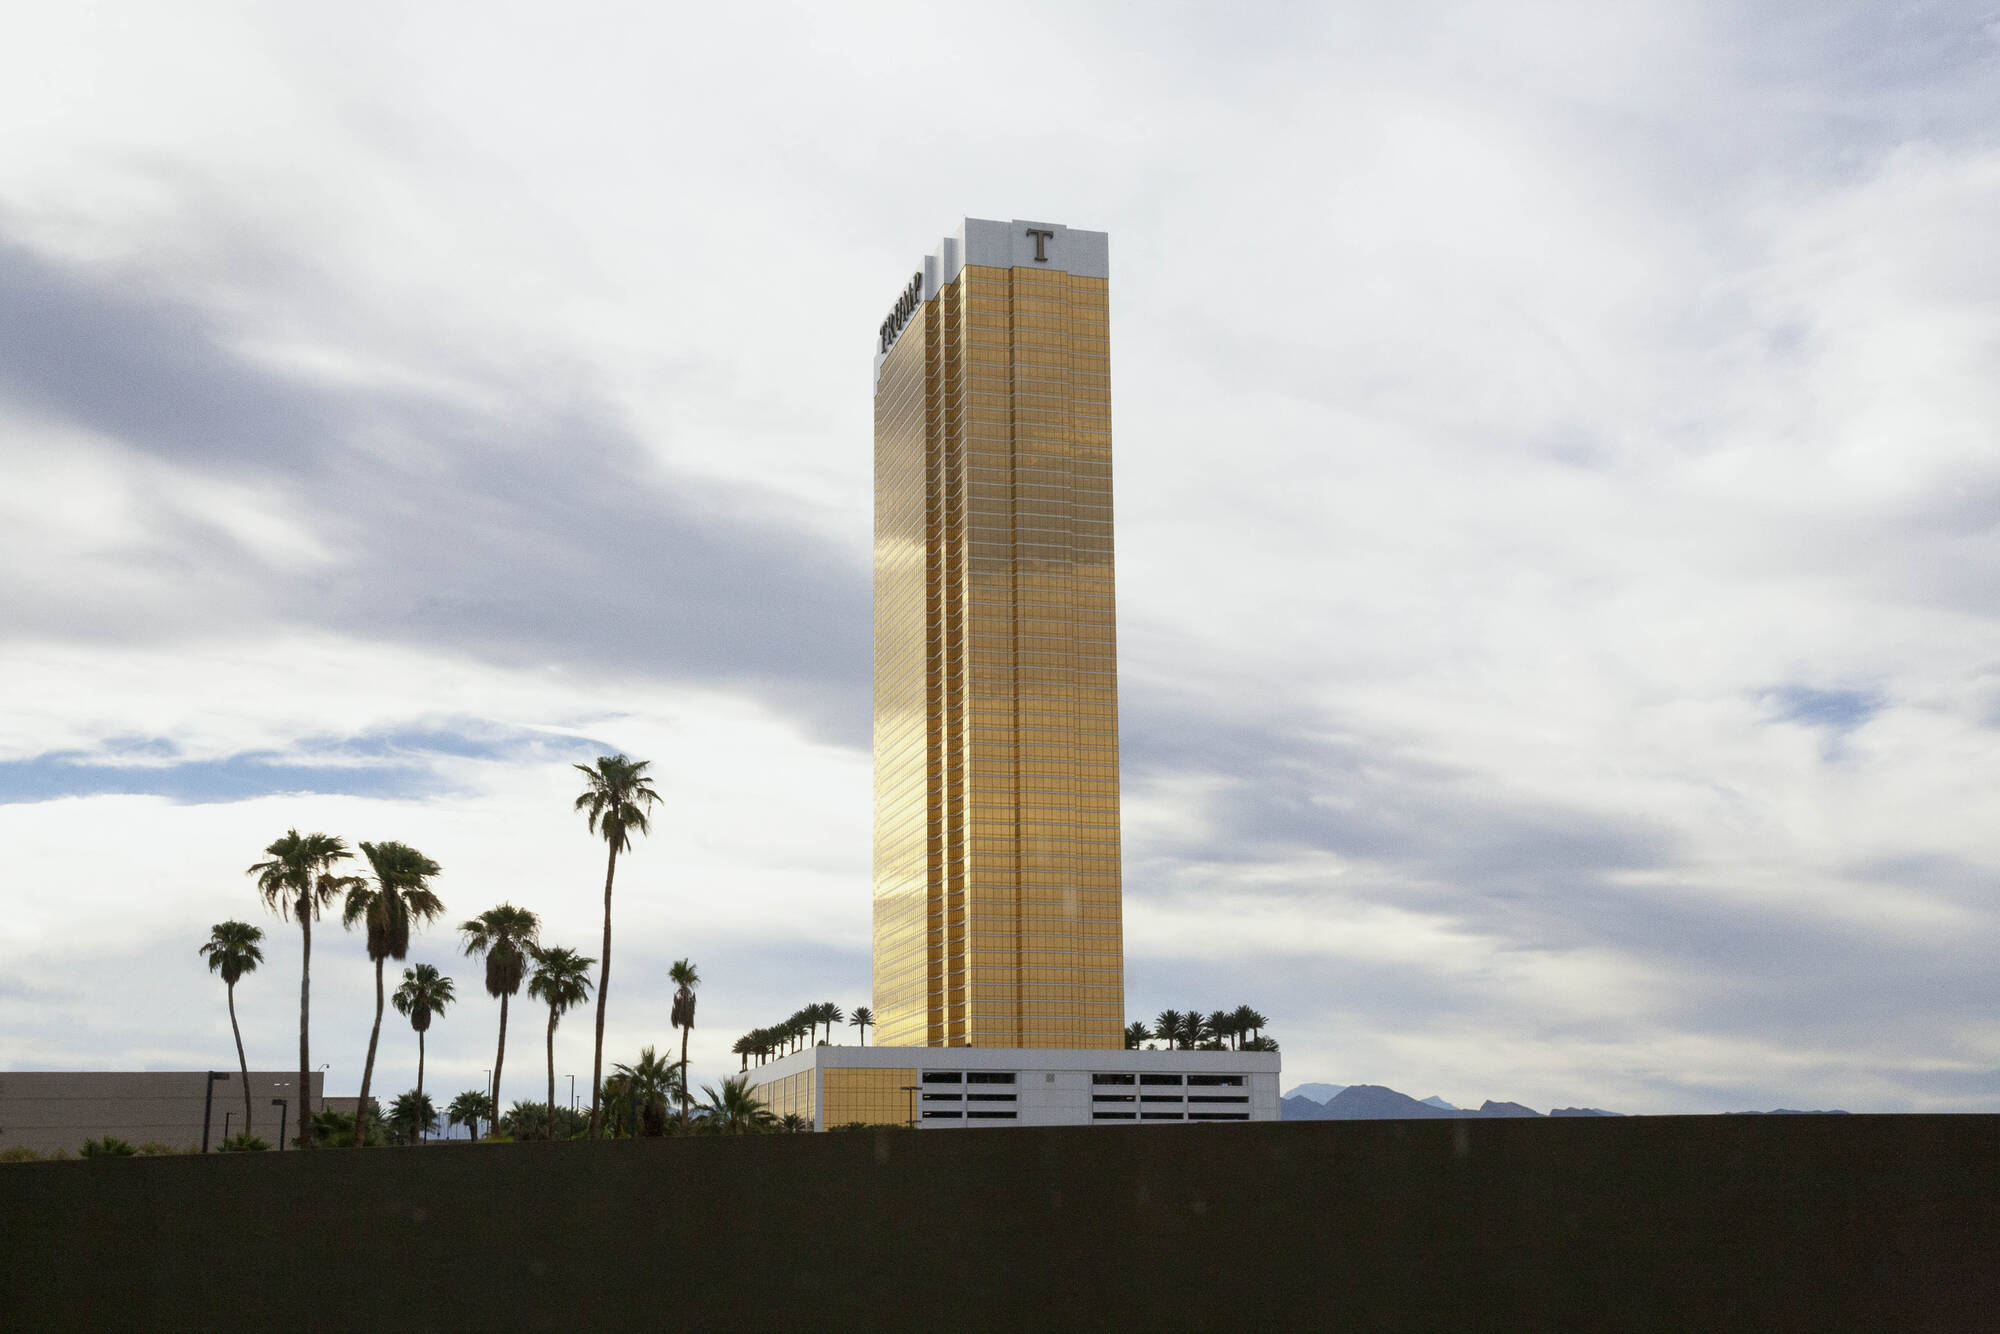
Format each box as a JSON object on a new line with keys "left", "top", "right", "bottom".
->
{"left": 568, "top": 1074, "right": 576, "bottom": 1113}
{"left": 223, "top": 1112, "right": 233, "bottom": 1143}
{"left": 900, "top": 1085, "right": 920, "bottom": 1129}
{"left": 201, "top": 1071, "right": 229, "bottom": 1153}
{"left": 272, "top": 1098, "right": 289, "bottom": 1151}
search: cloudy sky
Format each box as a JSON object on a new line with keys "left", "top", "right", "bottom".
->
{"left": 3, "top": 2, "right": 1997, "bottom": 1116}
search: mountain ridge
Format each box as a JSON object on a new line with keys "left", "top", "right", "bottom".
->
{"left": 1280, "top": 1082, "right": 1852, "bottom": 1119}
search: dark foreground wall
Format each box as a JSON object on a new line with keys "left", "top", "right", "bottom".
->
{"left": 3, "top": 1115, "right": 1993, "bottom": 1332}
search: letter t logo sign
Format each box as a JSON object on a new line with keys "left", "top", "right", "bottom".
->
{"left": 1026, "top": 228, "right": 1054, "bottom": 262}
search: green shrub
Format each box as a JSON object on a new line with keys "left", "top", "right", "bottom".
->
{"left": 80, "top": 1137, "right": 137, "bottom": 1158}
{"left": 136, "top": 1142, "right": 190, "bottom": 1156}
{"left": 217, "top": 1134, "right": 271, "bottom": 1153}
{"left": 499, "top": 1101, "right": 588, "bottom": 1141}
{"left": 310, "top": 1105, "right": 385, "bottom": 1148}
{"left": 0, "top": 1145, "right": 46, "bottom": 1163}
{"left": 828, "top": 1121, "right": 911, "bottom": 1133}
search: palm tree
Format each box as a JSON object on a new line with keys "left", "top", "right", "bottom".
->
{"left": 459, "top": 904, "right": 540, "bottom": 1114}
{"left": 199, "top": 920, "right": 265, "bottom": 1136}
{"left": 391, "top": 963, "right": 455, "bottom": 1142}
{"left": 612, "top": 1045, "right": 683, "bottom": 1137}
{"left": 527, "top": 945, "right": 595, "bottom": 1141}
{"left": 386, "top": 1089, "right": 438, "bottom": 1145}
{"left": 573, "top": 754, "right": 661, "bottom": 1139}
{"left": 819, "top": 1002, "right": 844, "bottom": 1045}
{"left": 1179, "top": 1009, "right": 1209, "bottom": 1049}
{"left": 1236, "top": 1006, "right": 1269, "bottom": 1043}
{"left": 668, "top": 958, "right": 700, "bottom": 1131}
{"left": 446, "top": 1089, "right": 494, "bottom": 1141}
{"left": 732, "top": 1034, "right": 753, "bottom": 1071}
{"left": 698, "top": 1076, "right": 775, "bottom": 1134}
{"left": 342, "top": 840, "right": 445, "bottom": 1148}
{"left": 1123, "top": 1020, "right": 1150, "bottom": 1051}
{"left": 1206, "top": 1009, "right": 1235, "bottom": 1051}
{"left": 1154, "top": 1009, "right": 1184, "bottom": 1051}
{"left": 248, "top": 830, "right": 353, "bottom": 1147}
{"left": 599, "top": 1070, "right": 635, "bottom": 1137}
{"left": 780, "top": 1112, "right": 807, "bottom": 1134}
{"left": 849, "top": 1006, "right": 874, "bottom": 1046}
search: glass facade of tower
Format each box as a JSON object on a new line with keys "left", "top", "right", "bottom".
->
{"left": 873, "top": 220, "right": 1123, "bottom": 1050}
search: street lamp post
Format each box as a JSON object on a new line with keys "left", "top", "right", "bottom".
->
{"left": 272, "top": 1099, "right": 289, "bottom": 1151}
{"left": 201, "top": 1071, "right": 230, "bottom": 1153}
{"left": 568, "top": 1074, "right": 576, "bottom": 1113}
{"left": 223, "top": 1112, "right": 233, "bottom": 1143}
{"left": 900, "top": 1085, "right": 920, "bottom": 1129}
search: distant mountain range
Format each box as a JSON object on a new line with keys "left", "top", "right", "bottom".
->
{"left": 1281, "top": 1084, "right": 1852, "bottom": 1119}
{"left": 1281, "top": 1083, "right": 1620, "bottom": 1120}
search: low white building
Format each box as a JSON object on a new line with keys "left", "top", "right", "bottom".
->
{"left": 743, "top": 1045, "right": 1280, "bottom": 1131}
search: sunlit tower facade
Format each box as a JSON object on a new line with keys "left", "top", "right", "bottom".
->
{"left": 872, "top": 218, "right": 1123, "bottom": 1050}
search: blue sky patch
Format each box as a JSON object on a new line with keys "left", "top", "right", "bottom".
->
{"left": 0, "top": 750, "right": 440, "bottom": 804}
{"left": 1763, "top": 685, "right": 1884, "bottom": 734}
{"left": 0, "top": 720, "right": 616, "bottom": 805}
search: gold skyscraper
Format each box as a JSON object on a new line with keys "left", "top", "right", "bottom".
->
{"left": 872, "top": 219, "right": 1122, "bottom": 1050}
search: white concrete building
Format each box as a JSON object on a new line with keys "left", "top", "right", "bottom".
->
{"left": 746, "top": 1045, "right": 1280, "bottom": 1131}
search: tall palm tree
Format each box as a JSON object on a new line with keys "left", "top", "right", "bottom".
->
{"left": 446, "top": 1088, "right": 494, "bottom": 1141}
{"left": 1154, "top": 1009, "right": 1185, "bottom": 1052}
{"left": 732, "top": 1034, "right": 753, "bottom": 1071}
{"left": 668, "top": 958, "right": 700, "bottom": 1131}
{"left": 698, "top": 1076, "right": 775, "bottom": 1134}
{"left": 343, "top": 841, "right": 445, "bottom": 1148}
{"left": 1123, "top": 1020, "right": 1150, "bottom": 1051}
{"left": 573, "top": 754, "right": 660, "bottom": 1139}
{"left": 1237, "top": 1006, "right": 1269, "bottom": 1043}
{"left": 612, "top": 1045, "right": 683, "bottom": 1137}
{"left": 199, "top": 920, "right": 265, "bottom": 1136}
{"left": 459, "top": 904, "right": 540, "bottom": 1114}
{"left": 248, "top": 830, "right": 353, "bottom": 1147}
{"left": 527, "top": 945, "right": 595, "bottom": 1141}
{"left": 391, "top": 963, "right": 455, "bottom": 1142}
{"left": 849, "top": 1007, "right": 874, "bottom": 1046}
{"left": 819, "top": 1002, "right": 844, "bottom": 1045}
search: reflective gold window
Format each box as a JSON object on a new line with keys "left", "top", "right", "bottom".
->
{"left": 873, "top": 237, "right": 1124, "bottom": 1051}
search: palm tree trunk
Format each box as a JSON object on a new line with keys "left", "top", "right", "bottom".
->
{"left": 492, "top": 991, "right": 510, "bottom": 1117}
{"left": 860, "top": 1024, "right": 867, "bottom": 1047}
{"left": 416, "top": 1028, "right": 427, "bottom": 1143}
{"left": 297, "top": 906, "right": 312, "bottom": 1149}
{"left": 227, "top": 980, "right": 253, "bottom": 1136}
{"left": 546, "top": 1011, "right": 558, "bottom": 1141}
{"left": 588, "top": 837, "right": 617, "bottom": 1139}
{"left": 355, "top": 956, "right": 386, "bottom": 1147}
{"left": 679, "top": 1024, "right": 691, "bottom": 1132}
